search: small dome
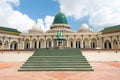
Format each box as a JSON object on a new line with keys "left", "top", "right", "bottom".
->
{"left": 78, "top": 23, "right": 92, "bottom": 32}
{"left": 81, "top": 23, "right": 89, "bottom": 29}
{"left": 29, "top": 21, "right": 43, "bottom": 33}
{"left": 53, "top": 10, "right": 68, "bottom": 24}
{"left": 56, "top": 32, "right": 64, "bottom": 39}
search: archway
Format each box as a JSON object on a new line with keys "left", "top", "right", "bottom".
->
{"left": 10, "top": 41, "right": 18, "bottom": 50}
{"left": 91, "top": 38, "right": 97, "bottom": 48}
{"left": 76, "top": 39, "right": 81, "bottom": 48}
{"left": 0, "top": 40, "right": 2, "bottom": 49}
{"left": 4, "top": 41, "right": 9, "bottom": 49}
{"left": 83, "top": 38, "right": 89, "bottom": 48}
{"left": 69, "top": 38, "right": 74, "bottom": 48}
{"left": 40, "top": 39, "right": 44, "bottom": 48}
{"left": 113, "top": 39, "right": 118, "bottom": 49}
{"left": 32, "top": 39, "right": 37, "bottom": 49}
{"left": 46, "top": 39, "right": 52, "bottom": 48}
{"left": 24, "top": 39, "right": 30, "bottom": 49}
{"left": 104, "top": 40, "right": 111, "bottom": 49}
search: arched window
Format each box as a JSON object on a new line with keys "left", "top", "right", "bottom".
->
{"left": 71, "top": 41, "right": 73, "bottom": 48}
{"left": 91, "top": 38, "right": 97, "bottom": 48}
{"left": 32, "top": 39, "right": 37, "bottom": 49}
{"left": 39, "top": 41, "right": 41, "bottom": 48}
{"left": 113, "top": 39, "right": 118, "bottom": 49}
{"left": 83, "top": 38, "right": 89, "bottom": 48}
{"left": 0, "top": 40, "right": 2, "bottom": 47}
{"left": 76, "top": 41, "right": 80, "bottom": 48}
{"left": 10, "top": 41, "right": 18, "bottom": 50}
{"left": 46, "top": 39, "right": 52, "bottom": 48}
{"left": 24, "top": 39, "right": 30, "bottom": 49}
{"left": 104, "top": 40, "right": 111, "bottom": 49}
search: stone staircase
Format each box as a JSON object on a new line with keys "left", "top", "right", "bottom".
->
{"left": 19, "top": 48, "right": 93, "bottom": 71}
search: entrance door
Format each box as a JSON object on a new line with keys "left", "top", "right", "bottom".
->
{"left": 10, "top": 41, "right": 18, "bottom": 50}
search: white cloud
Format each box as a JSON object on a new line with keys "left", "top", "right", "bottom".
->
{"left": 0, "top": 0, "right": 54, "bottom": 32}
{"left": 44, "top": 16, "right": 54, "bottom": 32}
{"left": 0, "top": 0, "right": 35, "bottom": 32}
{"left": 37, "top": 16, "right": 54, "bottom": 32}
{"left": 58, "top": 0, "right": 120, "bottom": 31}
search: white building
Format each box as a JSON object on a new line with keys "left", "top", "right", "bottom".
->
{"left": 0, "top": 10, "right": 120, "bottom": 50}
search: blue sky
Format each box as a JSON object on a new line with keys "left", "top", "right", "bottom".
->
{"left": 17, "top": 0, "right": 86, "bottom": 31}
{"left": 1, "top": 0, "right": 120, "bottom": 32}
{"left": 19, "top": 0, "right": 59, "bottom": 20}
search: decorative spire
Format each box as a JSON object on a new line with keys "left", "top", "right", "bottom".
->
{"left": 59, "top": 7, "right": 61, "bottom": 13}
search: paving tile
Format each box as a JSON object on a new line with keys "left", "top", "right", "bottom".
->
{"left": 0, "top": 62, "right": 120, "bottom": 80}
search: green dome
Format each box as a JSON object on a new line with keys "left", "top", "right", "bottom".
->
{"left": 53, "top": 11, "right": 68, "bottom": 24}
{"left": 56, "top": 32, "right": 64, "bottom": 38}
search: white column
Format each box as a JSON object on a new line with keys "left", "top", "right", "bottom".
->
{"left": 18, "top": 43, "right": 20, "bottom": 50}
{"left": 66, "top": 40, "right": 69, "bottom": 47}
{"left": 8, "top": 42, "right": 10, "bottom": 49}
{"left": 12, "top": 43, "right": 14, "bottom": 50}
{"left": 22, "top": 41, "right": 25, "bottom": 49}
{"left": 102, "top": 42, "right": 104, "bottom": 49}
{"left": 2, "top": 42, "right": 5, "bottom": 50}
{"left": 111, "top": 41, "right": 113, "bottom": 49}
{"left": 89, "top": 40, "right": 91, "bottom": 48}
{"left": 37, "top": 41, "right": 39, "bottom": 48}
{"left": 118, "top": 42, "right": 120, "bottom": 49}
{"left": 44, "top": 40, "right": 46, "bottom": 48}
{"left": 96, "top": 39, "right": 99, "bottom": 48}
{"left": 51, "top": 40, "right": 54, "bottom": 48}
{"left": 81, "top": 40, "right": 83, "bottom": 48}
{"left": 73, "top": 40, "right": 76, "bottom": 48}
{"left": 30, "top": 40, "right": 32, "bottom": 49}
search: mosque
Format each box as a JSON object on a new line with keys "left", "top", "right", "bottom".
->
{"left": 0, "top": 10, "right": 120, "bottom": 50}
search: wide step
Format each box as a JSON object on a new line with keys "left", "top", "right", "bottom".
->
{"left": 19, "top": 49, "right": 93, "bottom": 71}
{"left": 19, "top": 68, "right": 93, "bottom": 71}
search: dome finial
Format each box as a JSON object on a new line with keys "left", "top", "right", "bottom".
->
{"left": 59, "top": 7, "right": 61, "bottom": 12}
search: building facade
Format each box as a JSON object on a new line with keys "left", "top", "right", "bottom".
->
{"left": 0, "top": 10, "right": 120, "bottom": 50}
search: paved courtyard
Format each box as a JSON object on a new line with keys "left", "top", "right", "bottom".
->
{"left": 0, "top": 61, "right": 120, "bottom": 80}
{"left": 0, "top": 50, "right": 120, "bottom": 80}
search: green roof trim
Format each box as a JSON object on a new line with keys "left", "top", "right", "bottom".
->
{"left": 53, "top": 12, "right": 68, "bottom": 24}
{"left": 0, "top": 26, "right": 21, "bottom": 33}
{"left": 101, "top": 25, "right": 120, "bottom": 34}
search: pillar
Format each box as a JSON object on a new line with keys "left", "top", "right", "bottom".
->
{"left": 102, "top": 42, "right": 104, "bottom": 49}
{"left": 96, "top": 39, "right": 99, "bottom": 48}
{"left": 8, "top": 42, "right": 10, "bottom": 50}
{"left": 18, "top": 43, "right": 20, "bottom": 50}
{"left": 51, "top": 40, "right": 54, "bottom": 48}
{"left": 37, "top": 40, "right": 39, "bottom": 48}
{"left": 81, "top": 40, "right": 83, "bottom": 48}
{"left": 118, "top": 42, "right": 120, "bottom": 49}
{"left": 66, "top": 40, "right": 69, "bottom": 47}
{"left": 73, "top": 40, "right": 76, "bottom": 48}
{"left": 89, "top": 40, "right": 91, "bottom": 48}
{"left": 44, "top": 40, "right": 46, "bottom": 48}
{"left": 30, "top": 40, "right": 32, "bottom": 49}
{"left": 2, "top": 42, "right": 5, "bottom": 50}
{"left": 111, "top": 41, "right": 113, "bottom": 49}
{"left": 22, "top": 41, "right": 25, "bottom": 49}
